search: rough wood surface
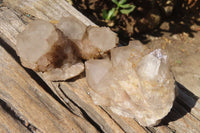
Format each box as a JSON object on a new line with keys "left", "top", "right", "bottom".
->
{"left": 0, "top": 102, "right": 31, "bottom": 133}
{"left": 4, "top": 0, "right": 95, "bottom": 26}
{"left": 58, "top": 80, "right": 147, "bottom": 133}
{"left": 168, "top": 102, "right": 200, "bottom": 133}
{"left": 0, "top": 0, "right": 200, "bottom": 133}
{"left": 0, "top": 40, "right": 98, "bottom": 133}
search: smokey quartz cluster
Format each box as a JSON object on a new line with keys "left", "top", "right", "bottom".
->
{"left": 57, "top": 16, "right": 118, "bottom": 59}
{"left": 16, "top": 16, "right": 118, "bottom": 80}
{"left": 86, "top": 41, "right": 175, "bottom": 126}
{"left": 16, "top": 20, "right": 84, "bottom": 81}
{"left": 16, "top": 16, "right": 175, "bottom": 126}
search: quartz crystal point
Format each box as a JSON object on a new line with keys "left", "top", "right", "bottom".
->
{"left": 57, "top": 16, "right": 118, "bottom": 59}
{"left": 57, "top": 16, "right": 87, "bottom": 41}
{"left": 86, "top": 41, "right": 175, "bottom": 126}
{"left": 75, "top": 26, "right": 119, "bottom": 59}
{"left": 16, "top": 20, "right": 84, "bottom": 81}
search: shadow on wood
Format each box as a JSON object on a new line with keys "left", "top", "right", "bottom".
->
{"left": 159, "top": 81, "right": 198, "bottom": 126}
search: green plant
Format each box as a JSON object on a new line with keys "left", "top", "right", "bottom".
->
{"left": 102, "top": 0, "right": 136, "bottom": 21}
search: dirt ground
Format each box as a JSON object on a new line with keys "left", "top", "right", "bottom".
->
{"left": 71, "top": 0, "right": 200, "bottom": 42}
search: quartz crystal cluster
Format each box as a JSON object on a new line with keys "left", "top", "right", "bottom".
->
{"left": 57, "top": 16, "right": 118, "bottom": 59}
{"left": 86, "top": 41, "right": 175, "bottom": 126}
{"left": 16, "top": 20, "right": 84, "bottom": 81}
{"left": 17, "top": 16, "right": 175, "bottom": 126}
{"left": 16, "top": 16, "right": 118, "bottom": 80}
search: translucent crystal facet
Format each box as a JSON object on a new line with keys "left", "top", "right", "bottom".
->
{"left": 16, "top": 20, "right": 84, "bottom": 81}
{"left": 86, "top": 41, "right": 175, "bottom": 126}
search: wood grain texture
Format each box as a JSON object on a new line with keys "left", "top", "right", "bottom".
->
{"left": 4, "top": 0, "right": 95, "bottom": 26}
{"left": 0, "top": 0, "right": 200, "bottom": 133}
{"left": 102, "top": 107, "right": 148, "bottom": 133}
{"left": 59, "top": 80, "right": 144, "bottom": 133}
{"left": 0, "top": 7, "right": 24, "bottom": 48}
{"left": 168, "top": 102, "right": 200, "bottom": 133}
{"left": 58, "top": 79, "right": 147, "bottom": 133}
{"left": 0, "top": 102, "right": 31, "bottom": 133}
{"left": 0, "top": 41, "right": 97, "bottom": 132}
{"left": 154, "top": 126, "right": 173, "bottom": 133}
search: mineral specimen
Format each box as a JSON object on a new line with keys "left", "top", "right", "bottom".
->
{"left": 75, "top": 26, "right": 118, "bottom": 59}
{"left": 57, "top": 16, "right": 87, "bottom": 41}
{"left": 57, "top": 16, "right": 118, "bottom": 59}
{"left": 85, "top": 41, "right": 175, "bottom": 126}
{"left": 16, "top": 20, "right": 84, "bottom": 81}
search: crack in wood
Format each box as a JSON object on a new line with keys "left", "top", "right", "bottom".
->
{"left": 0, "top": 99, "right": 41, "bottom": 133}
{"left": 57, "top": 83, "right": 104, "bottom": 133}
{"left": 101, "top": 106, "right": 148, "bottom": 133}
{"left": 100, "top": 106, "right": 132, "bottom": 133}
{"left": 51, "top": 82, "right": 84, "bottom": 117}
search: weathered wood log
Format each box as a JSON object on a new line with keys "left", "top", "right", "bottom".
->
{"left": 0, "top": 0, "right": 200, "bottom": 132}
{"left": 0, "top": 40, "right": 97, "bottom": 132}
